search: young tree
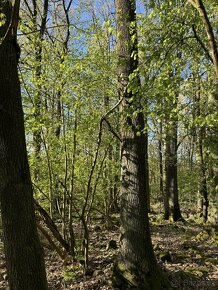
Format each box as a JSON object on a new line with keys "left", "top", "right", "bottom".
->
{"left": 21, "top": 0, "right": 49, "bottom": 183}
{"left": 0, "top": 1, "right": 48, "bottom": 289}
{"left": 114, "top": 0, "right": 168, "bottom": 288}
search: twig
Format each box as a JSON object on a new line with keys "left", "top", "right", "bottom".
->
{"left": 103, "top": 118, "right": 121, "bottom": 142}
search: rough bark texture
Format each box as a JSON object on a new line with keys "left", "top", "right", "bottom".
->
{"left": 164, "top": 118, "right": 182, "bottom": 222}
{"left": 114, "top": 0, "right": 169, "bottom": 289}
{"left": 163, "top": 70, "right": 182, "bottom": 223}
{"left": 0, "top": 1, "right": 48, "bottom": 289}
{"left": 194, "top": 88, "right": 209, "bottom": 223}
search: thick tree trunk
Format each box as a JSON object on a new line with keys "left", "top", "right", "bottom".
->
{"left": 0, "top": 1, "right": 48, "bottom": 289}
{"left": 114, "top": 0, "right": 169, "bottom": 289}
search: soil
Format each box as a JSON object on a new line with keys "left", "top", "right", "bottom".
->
{"left": 0, "top": 214, "right": 217, "bottom": 289}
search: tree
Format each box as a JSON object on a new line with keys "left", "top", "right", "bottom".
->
{"left": 188, "top": 0, "right": 218, "bottom": 226}
{"left": 164, "top": 102, "right": 182, "bottom": 221}
{"left": 22, "top": 0, "right": 49, "bottom": 183}
{"left": 114, "top": 0, "right": 169, "bottom": 288}
{"left": 0, "top": 1, "right": 48, "bottom": 289}
{"left": 193, "top": 79, "right": 209, "bottom": 222}
{"left": 163, "top": 75, "right": 183, "bottom": 222}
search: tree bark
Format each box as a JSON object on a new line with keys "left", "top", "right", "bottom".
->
{"left": 194, "top": 86, "right": 209, "bottom": 222}
{"left": 189, "top": 0, "right": 218, "bottom": 228}
{"left": 158, "top": 118, "right": 164, "bottom": 202}
{"left": 164, "top": 97, "right": 183, "bottom": 222}
{"left": 0, "top": 1, "right": 48, "bottom": 289}
{"left": 189, "top": 0, "right": 218, "bottom": 78}
{"left": 114, "top": 0, "right": 169, "bottom": 288}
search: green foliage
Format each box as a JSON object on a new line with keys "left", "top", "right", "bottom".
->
{"left": 63, "top": 270, "right": 77, "bottom": 282}
{"left": 16, "top": 0, "right": 218, "bottom": 262}
{"left": 0, "top": 13, "right": 6, "bottom": 27}
{"left": 185, "top": 266, "right": 209, "bottom": 277}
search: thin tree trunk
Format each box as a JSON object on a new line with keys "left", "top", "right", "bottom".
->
{"left": 68, "top": 111, "right": 77, "bottom": 259}
{"left": 31, "top": 0, "right": 49, "bottom": 182}
{"left": 197, "top": 131, "right": 209, "bottom": 222}
{"left": 159, "top": 120, "right": 164, "bottom": 202}
{"left": 145, "top": 125, "right": 150, "bottom": 212}
{"left": 189, "top": 0, "right": 218, "bottom": 229}
{"left": 195, "top": 87, "right": 209, "bottom": 222}
{"left": 189, "top": 0, "right": 218, "bottom": 77}
{"left": 34, "top": 200, "right": 71, "bottom": 254}
{"left": 164, "top": 97, "right": 183, "bottom": 221}
{"left": 163, "top": 130, "right": 170, "bottom": 220}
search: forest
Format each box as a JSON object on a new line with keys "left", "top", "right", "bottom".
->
{"left": 0, "top": 0, "right": 217, "bottom": 289}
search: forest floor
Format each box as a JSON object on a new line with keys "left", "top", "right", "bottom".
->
{"left": 0, "top": 213, "right": 217, "bottom": 289}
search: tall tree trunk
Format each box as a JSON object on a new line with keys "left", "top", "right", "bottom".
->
{"left": 158, "top": 118, "right": 164, "bottom": 202}
{"left": 145, "top": 124, "right": 151, "bottom": 212}
{"left": 189, "top": 0, "right": 218, "bottom": 229}
{"left": 114, "top": 0, "right": 169, "bottom": 288}
{"left": 30, "top": 0, "right": 49, "bottom": 182}
{"left": 164, "top": 97, "right": 182, "bottom": 221}
{"left": 0, "top": 1, "right": 48, "bottom": 289}
{"left": 197, "top": 128, "right": 208, "bottom": 222}
{"left": 163, "top": 130, "right": 170, "bottom": 220}
{"left": 195, "top": 87, "right": 209, "bottom": 222}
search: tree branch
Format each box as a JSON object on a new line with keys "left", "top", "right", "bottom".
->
{"left": 192, "top": 24, "right": 213, "bottom": 63}
{"left": 188, "top": 0, "right": 218, "bottom": 79}
{"left": 0, "top": 0, "right": 20, "bottom": 47}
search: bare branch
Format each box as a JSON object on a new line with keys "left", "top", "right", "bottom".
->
{"left": 192, "top": 24, "right": 213, "bottom": 63}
